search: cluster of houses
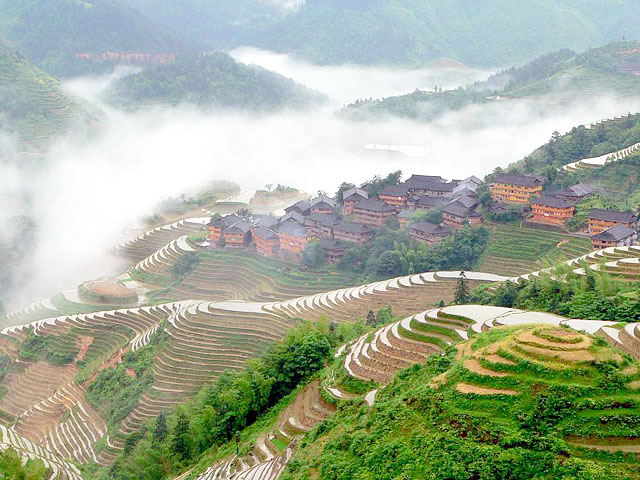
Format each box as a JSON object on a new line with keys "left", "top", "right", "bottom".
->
{"left": 206, "top": 174, "right": 485, "bottom": 263}
{"left": 489, "top": 174, "right": 639, "bottom": 249}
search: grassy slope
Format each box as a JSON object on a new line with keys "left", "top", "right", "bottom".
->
{"left": 282, "top": 326, "right": 640, "bottom": 480}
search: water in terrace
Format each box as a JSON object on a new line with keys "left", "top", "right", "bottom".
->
{"left": 5, "top": 50, "right": 640, "bottom": 314}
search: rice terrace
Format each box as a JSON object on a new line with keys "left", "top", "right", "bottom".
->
{"left": 4, "top": 2, "right": 640, "bottom": 479}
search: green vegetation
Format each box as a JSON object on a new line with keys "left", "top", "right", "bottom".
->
{"left": 0, "top": 352, "right": 9, "bottom": 382}
{"left": 18, "top": 328, "right": 79, "bottom": 365}
{"left": 171, "top": 251, "right": 200, "bottom": 278}
{"left": 87, "top": 324, "right": 167, "bottom": 430}
{"left": 477, "top": 223, "right": 592, "bottom": 276}
{"left": 0, "top": 48, "right": 95, "bottom": 145}
{"left": 473, "top": 271, "right": 640, "bottom": 323}
{"left": 107, "top": 52, "right": 324, "bottom": 111}
{"left": 302, "top": 239, "right": 326, "bottom": 268}
{"left": 343, "top": 42, "right": 640, "bottom": 122}
{"left": 0, "top": 447, "right": 47, "bottom": 479}
{"left": 338, "top": 225, "right": 489, "bottom": 278}
{"left": 123, "top": 0, "right": 640, "bottom": 68}
{"left": 101, "top": 321, "right": 338, "bottom": 479}
{"left": 282, "top": 327, "right": 640, "bottom": 480}
{"left": 0, "top": 0, "right": 201, "bottom": 76}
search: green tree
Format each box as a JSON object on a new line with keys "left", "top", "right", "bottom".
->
{"left": 455, "top": 271, "right": 470, "bottom": 304}
{"left": 302, "top": 239, "right": 325, "bottom": 268}
{"left": 153, "top": 411, "right": 168, "bottom": 445}
{"left": 171, "top": 411, "right": 192, "bottom": 461}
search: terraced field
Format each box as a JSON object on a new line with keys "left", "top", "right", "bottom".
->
{"left": 477, "top": 223, "right": 592, "bottom": 276}
{"left": 3, "top": 222, "right": 640, "bottom": 479}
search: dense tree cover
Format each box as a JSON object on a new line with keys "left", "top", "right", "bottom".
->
{"left": 87, "top": 325, "right": 168, "bottom": 429}
{"left": 343, "top": 42, "right": 640, "bottom": 122}
{"left": 472, "top": 271, "right": 640, "bottom": 323}
{"left": 302, "top": 239, "right": 326, "bottom": 268}
{"left": 0, "top": 0, "right": 201, "bottom": 76}
{"left": 0, "top": 448, "right": 47, "bottom": 479}
{"left": 506, "top": 112, "right": 640, "bottom": 174}
{"left": 100, "top": 321, "right": 340, "bottom": 479}
{"left": 123, "top": 0, "right": 640, "bottom": 68}
{"left": 339, "top": 225, "right": 489, "bottom": 279}
{"left": 281, "top": 345, "right": 636, "bottom": 480}
{"left": 107, "top": 52, "right": 324, "bottom": 111}
{"left": 171, "top": 251, "right": 200, "bottom": 278}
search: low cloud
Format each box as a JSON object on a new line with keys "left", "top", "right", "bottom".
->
{"left": 3, "top": 54, "right": 640, "bottom": 313}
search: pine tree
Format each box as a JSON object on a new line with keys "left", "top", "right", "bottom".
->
{"left": 454, "top": 271, "right": 470, "bottom": 305}
{"left": 153, "top": 411, "right": 168, "bottom": 444}
{"left": 171, "top": 411, "right": 191, "bottom": 460}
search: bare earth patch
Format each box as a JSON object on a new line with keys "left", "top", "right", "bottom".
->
{"left": 463, "top": 358, "right": 510, "bottom": 377}
{"left": 429, "top": 372, "right": 448, "bottom": 389}
{"left": 74, "top": 336, "right": 94, "bottom": 364}
{"left": 516, "top": 343, "right": 594, "bottom": 362}
{"left": 456, "top": 339, "right": 475, "bottom": 360}
{"left": 456, "top": 383, "right": 518, "bottom": 396}
{"left": 628, "top": 380, "right": 640, "bottom": 390}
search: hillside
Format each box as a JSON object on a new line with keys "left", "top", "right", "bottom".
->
{"left": 0, "top": 0, "right": 202, "bottom": 76}
{"left": 0, "top": 48, "right": 98, "bottom": 148}
{"left": 343, "top": 42, "right": 640, "bottom": 122}
{"left": 106, "top": 52, "right": 326, "bottom": 111}
{"left": 123, "top": 0, "right": 640, "bottom": 67}
{"left": 282, "top": 324, "right": 640, "bottom": 480}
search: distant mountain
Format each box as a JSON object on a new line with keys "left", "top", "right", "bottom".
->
{"left": 106, "top": 52, "right": 326, "bottom": 111}
{"left": 0, "top": 48, "right": 98, "bottom": 148}
{"left": 341, "top": 42, "right": 640, "bottom": 122}
{"left": 119, "top": 0, "right": 640, "bottom": 68}
{"left": 0, "top": 0, "right": 203, "bottom": 77}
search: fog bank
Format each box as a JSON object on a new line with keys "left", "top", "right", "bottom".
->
{"left": 4, "top": 54, "right": 640, "bottom": 312}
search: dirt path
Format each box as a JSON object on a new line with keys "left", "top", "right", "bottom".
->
{"left": 74, "top": 336, "right": 94, "bottom": 364}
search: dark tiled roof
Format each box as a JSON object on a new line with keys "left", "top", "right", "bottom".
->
{"left": 353, "top": 198, "right": 397, "bottom": 213}
{"left": 442, "top": 203, "right": 482, "bottom": 218}
{"left": 591, "top": 225, "right": 636, "bottom": 242}
{"left": 531, "top": 195, "right": 575, "bottom": 209}
{"left": 409, "top": 221, "right": 451, "bottom": 236}
{"left": 279, "top": 211, "right": 305, "bottom": 225}
{"left": 285, "top": 200, "right": 310, "bottom": 213}
{"left": 334, "top": 221, "right": 374, "bottom": 234}
{"left": 397, "top": 209, "right": 414, "bottom": 219}
{"left": 492, "top": 174, "right": 544, "bottom": 187}
{"left": 415, "top": 196, "right": 447, "bottom": 207}
{"left": 277, "top": 222, "right": 310, "bottom": 238}
{"left": 406, "top": 174, "right": 445, "bottom": 184}
{"left": 253, "top": 226, "right": 278, "bottom": 240}
{"left": 379, "top": 185, "right": 410, "bottom": 197}
{"left": 252, "top": 216, "right": 278, "bottom": 229}
{"left": 225, "top": 220, "right": 251, "bottom": 234}
{"left": 310, "top": 195, "right": 337, "bottom": 209}
{"left": 589, "top": 208, "right": 638, "bottom": 223}
{"left": 343, "top": 187, "right": 368, "bottom": 201}
{"left": 304, "top": 213, "right": 341, "bottom": 226}
{"left": 450, "top": 194, "right": 478, "bottom": 209}
{"left": 318, "top": 238, "right": 347, "bottom": 252}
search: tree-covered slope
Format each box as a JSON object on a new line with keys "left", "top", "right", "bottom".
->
{"left": 123, "top": 0, "right": 640, "bottom": 67}
{"left": 0, "top": 48, "right": 98, "bottom": 147}
{"left": 0, "top": 0, "right": 202, "bottom": 76}
{"left": 106, "top": 52, "right": 326, "bottom": 111}
{"left": 343, "top": 42, "right": 640, "bottom": 122}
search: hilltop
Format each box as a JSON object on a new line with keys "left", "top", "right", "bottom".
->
{"left": 106, "top": 52, "right": 326, "bottom": 111}
{"left": 0, "top": 0, "right": 202, "bottom": 76}
{"left": 122, "top": 0, "right": 640, "bottom": 67}
{"left": 282, "top": 323, "right": 640, "bottom": 480}
{"left": 0, "top": 48, "right": 98, "bottom": 149}
{"left": 343, "top": 42, "right": 640, "bottom": 122}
